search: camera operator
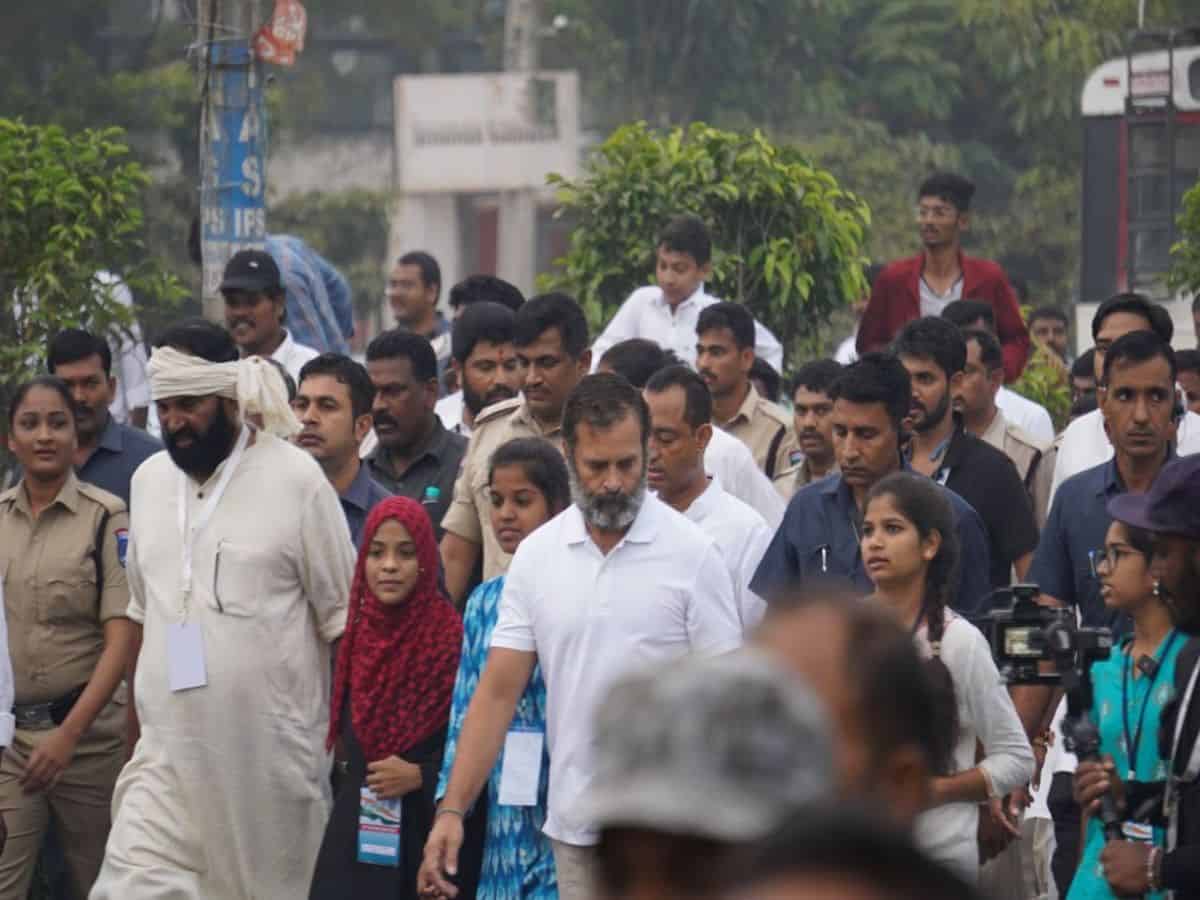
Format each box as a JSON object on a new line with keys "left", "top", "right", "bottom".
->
{"left": 1027, "top": 330, "right": 1181, "bottom": 894}
{"left": 1074, "top": 455, "right": 1200, "bottom": 897}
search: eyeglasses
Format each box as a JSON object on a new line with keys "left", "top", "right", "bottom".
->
{"left": 1088, "top": 544, "right": 1143, "bottom": 579}
{"left": 915, "top": 205, "right": 957, "bottom": 222}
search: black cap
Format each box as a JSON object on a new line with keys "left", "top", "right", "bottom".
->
{"left": 219, "top": 249, "right": 282, "bottom": 294}
{"left": 1108, "top": 455, "right": 1200, "bottom": 540}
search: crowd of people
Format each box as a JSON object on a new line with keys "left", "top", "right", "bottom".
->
{"left": 0, "top": 170, "right": 1199, "bottom": 900}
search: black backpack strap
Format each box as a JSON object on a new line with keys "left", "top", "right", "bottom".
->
{"left": 764, "top": 424, "right": 786, "bottom": 480}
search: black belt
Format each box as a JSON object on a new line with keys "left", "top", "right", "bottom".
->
{"left": 13, "top": 684, "right": 86, "bottom": 731}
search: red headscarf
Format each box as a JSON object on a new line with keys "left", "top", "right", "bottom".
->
{"left": 327, "top": 496, "right": 463, "bottom": 762}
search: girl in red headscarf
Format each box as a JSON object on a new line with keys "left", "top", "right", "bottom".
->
{"left": 310, "top": 497, "right": 464, "bottom": 899}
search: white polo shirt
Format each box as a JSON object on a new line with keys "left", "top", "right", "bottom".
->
{"left": 683, "top": 478, "right": 772, "bottom": 631}
{"left": 996, "top": 386, "right": 1055, "bottom": 444}
{"left": 491, "top": 493, "right": 742, "bottom": 845}
{"left": 703, "top": 427, "right": 785, "bottom": 529}
{"left": 591, "top": 284, "right": 784, "bottom": 373}
{"left": 1050, "top": 407, "right": 1200, "bottom": 502}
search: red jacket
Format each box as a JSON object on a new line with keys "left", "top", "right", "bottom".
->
{"left": 856, "top": 253, "right": 1030, "bottom": 382}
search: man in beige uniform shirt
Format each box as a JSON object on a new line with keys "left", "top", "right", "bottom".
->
{"left": 440, "top": 294, "right": 590, "bottom": 603}
{"left": 956, "top": 328, "right": 1054, "bottom": 526}
{"left": 696, "top": 302, "right": 797, "bottom": 487}
{"left": 91, "top": 320, "right": 355, "bottom": 900}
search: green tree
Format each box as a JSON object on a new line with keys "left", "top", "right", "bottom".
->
{"left": 0, "top": 119, "right": 184, "bottom": 408}
{"left": 1170, "top": 179, "right": 1200, "bottom": 296}
{"left": 539, "top": 122, "right": 870, "bottom": 365}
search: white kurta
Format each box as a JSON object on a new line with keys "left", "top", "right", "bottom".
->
{"left": 91, "top": 431, "right": 355, "bottom": 900}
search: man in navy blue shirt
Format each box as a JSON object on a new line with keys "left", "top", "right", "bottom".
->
{"left": 1030, "top": 330, "right": 1180, "bottom": 628}
{"left": 751, "top": 353, "right": 993, "bottom": 616}
{"left": 46, "top": 328, "right": 161, "bottom": 507}
{"left": 292, "top": 353, "right": 390, "bottom": 546}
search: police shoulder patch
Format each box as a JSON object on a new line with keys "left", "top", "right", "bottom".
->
{"left": 114, "top": 528, "right": 129, "bottom": 568}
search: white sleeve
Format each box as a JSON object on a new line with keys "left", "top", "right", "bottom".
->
{"left": 116, "top": 329, "right": 151, "bottom": 410}
{"left": 737, "top": 519, "right": 774, "bottom": 632}
{"left": 590, "top": 293, "right": 643, "bottom": 372}
{"left": 491, "top": 548, "right": 537, "bottom": 652}
{"left": 0, "top": 580, "right": 14, "bottom": 746}
{"left": 710, "top": 450, "right": 785, "bottom": 530}
{"left": 752, "top": 320, "right": 784, "bottom": 373}
{"left": 1027, "top": 404, "right": 1055, "bottom": 444}
{"left": 299, "top": 477, "right": 356, "bottom": 642}
{"left": 685, "top": 543, "right": 743, "bottom": 655}
{"left": 959, "top": 623, "right": 1035, "bottom": 797}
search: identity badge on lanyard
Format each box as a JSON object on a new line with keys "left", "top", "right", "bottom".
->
{"left": 357, "top": 786, "right": 402, "bottom": 867}
{"left": 498, "top": 726, "right": 544, "bottom": 807}
{"left": 167, "top": 426, "right": 250, "bottom": 693}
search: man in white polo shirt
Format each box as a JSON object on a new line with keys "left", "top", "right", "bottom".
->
{"left": 643, "top": 365, "right": 772, "bottom": 630}
{"left": 420, "top": 373, "right": 741, "bottom": 900}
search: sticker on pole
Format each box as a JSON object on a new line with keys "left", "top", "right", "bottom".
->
{"left": 255, "top": 0, "right": 307, "bottom": 66}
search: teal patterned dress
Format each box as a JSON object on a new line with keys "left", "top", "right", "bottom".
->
{"left": 436, "top": 577, "right": 557, "bottom": 900}
{"left": 1068, "top": 630, "right": 1184, "bottom": 900}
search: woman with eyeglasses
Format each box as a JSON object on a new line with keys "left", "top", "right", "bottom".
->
{"left": 1066, "top": 520, "right": 1183, "bottom": 900}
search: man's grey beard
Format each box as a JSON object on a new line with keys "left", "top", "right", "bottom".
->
{"left": 569, "top": 462, "right": 648, "bottom": 531}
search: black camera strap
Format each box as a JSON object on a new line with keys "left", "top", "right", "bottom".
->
{"left": 1122, "top": 630, "right": 1180, "bottom": 781}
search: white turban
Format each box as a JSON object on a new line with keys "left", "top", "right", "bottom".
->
{"left": 148, "top": 345, "right": 301, "bottom": 437}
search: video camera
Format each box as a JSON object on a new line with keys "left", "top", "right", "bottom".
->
{"left": 982, "top": 585, "right": 1124, "bottom": 840}
{"left": 983, "top": 584, "right": 1114, "bottom": 687}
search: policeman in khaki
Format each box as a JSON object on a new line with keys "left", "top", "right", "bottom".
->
{"left": 440, "top": 294, "right": 591, "bottom": 604}
{"left": 956, "top": 328, "right": 1054, "bottom": 526}
{"left": 0, "top": 376, "right": 137, "bottom": 900}
{"left": 696, "top": 302, "right": 798, "bottom": 487}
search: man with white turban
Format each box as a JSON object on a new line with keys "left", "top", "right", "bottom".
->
{"left": 90, "top": 319, "right": 356, "bottom": 900}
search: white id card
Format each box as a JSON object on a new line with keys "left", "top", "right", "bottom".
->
{"left": 167, "top": 622, "right": 208, "bottom": 692}
{"left": 498, "top": 728, "right": 543, "bottom": 807}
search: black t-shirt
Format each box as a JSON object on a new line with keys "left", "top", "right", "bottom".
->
{"left": 938, "top": 426, "right": 1040, "bottom": 591}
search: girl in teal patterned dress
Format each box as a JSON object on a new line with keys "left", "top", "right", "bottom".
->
{"left": 435, "top": 439, "right": 571, "bottom": 900}
{"left": 1068, "top": 519, "right": 1184, "bottom": 900}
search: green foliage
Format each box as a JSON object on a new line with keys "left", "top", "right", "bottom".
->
{"left": 0, "top": 119, "right": 185, "bottom": 402}
{"left": 1012, "top": 344, "right": 1072, "bottom": 433}
{"left": 539, "top": 122, "right": 870, "bottom": 364}
{"left": 1169, "top": 179, "right": 1200, "bottom": 296}
{"left": 270, "top": 190, "right": 390, "bottom": 328}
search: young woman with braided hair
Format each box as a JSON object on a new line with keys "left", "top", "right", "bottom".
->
{"left": 862, "top": 472, "right": 1033, "bottom": 882}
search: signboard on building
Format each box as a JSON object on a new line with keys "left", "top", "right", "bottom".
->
{"left": 200, "top": 41, "right": 268, "bottom": 303}
{"left": 394, "top": 71, "right": 580, "bottom": 194}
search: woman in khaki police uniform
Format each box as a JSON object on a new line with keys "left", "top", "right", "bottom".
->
{"left": 0, "top": 376, "right": 138, "bottom": 899}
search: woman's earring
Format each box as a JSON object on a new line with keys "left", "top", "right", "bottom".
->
{"left": 1153, "top": 578, "right": 1163, "bottom": 599}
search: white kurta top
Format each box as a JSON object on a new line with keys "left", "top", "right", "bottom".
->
{"left": 92, "top": 431, "right": 355, "bottom": 900}
{"left": 703, "top": 427, "right": 785, "bottom": 529}
{"left": 590, "top": 284, "right": 785, "bottom": 373}
{"left": 913, "top": 613, "right": 1034, "bottom": 883}
{"left": 683, "top": 478, "right": 773, "bottom": 631}
{"left": 996, "top": 386, "right": 1055, "bottom": 444}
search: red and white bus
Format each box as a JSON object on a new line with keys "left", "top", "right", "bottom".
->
{"left": 1080, "top": 30, "right": 1199, "bottom": 345}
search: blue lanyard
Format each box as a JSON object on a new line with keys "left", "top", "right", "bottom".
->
{"left": 1121, "top": 630, "right": 1180, "bottom": 781}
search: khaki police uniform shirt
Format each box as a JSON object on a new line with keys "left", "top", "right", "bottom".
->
{"left": 0, "top": 473, "right": 129, "bottom": 705}
{"left": 441, "top": 397, "right": 564, "bottom": 582}
{"left": 774, "top": 456, "right": 839, "bottom": 502}
{"left": 980, "top": 408, "right": 1055, "bottom": 529}
{"left": 719, "top": 384, "right": 799, "bottom": 485}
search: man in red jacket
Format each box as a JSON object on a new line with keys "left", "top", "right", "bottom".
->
{"left": 857, "top": 172, "right": 1030, "bottom": 382}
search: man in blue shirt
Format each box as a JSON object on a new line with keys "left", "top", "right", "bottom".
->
{"left": 1030, "top": 330, "right": 1180, "bottom": 628}
{"left": 751, "top": 353, "right": 993, "bottom": 616}
{"left": 46, "top": 329, "right": 161, "bottom": 507}
{"left": 292, "top": 353, "right": 390, "bottom": 546}
{"left": 266, "top": 235, "right": 354, "bottom": 356}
